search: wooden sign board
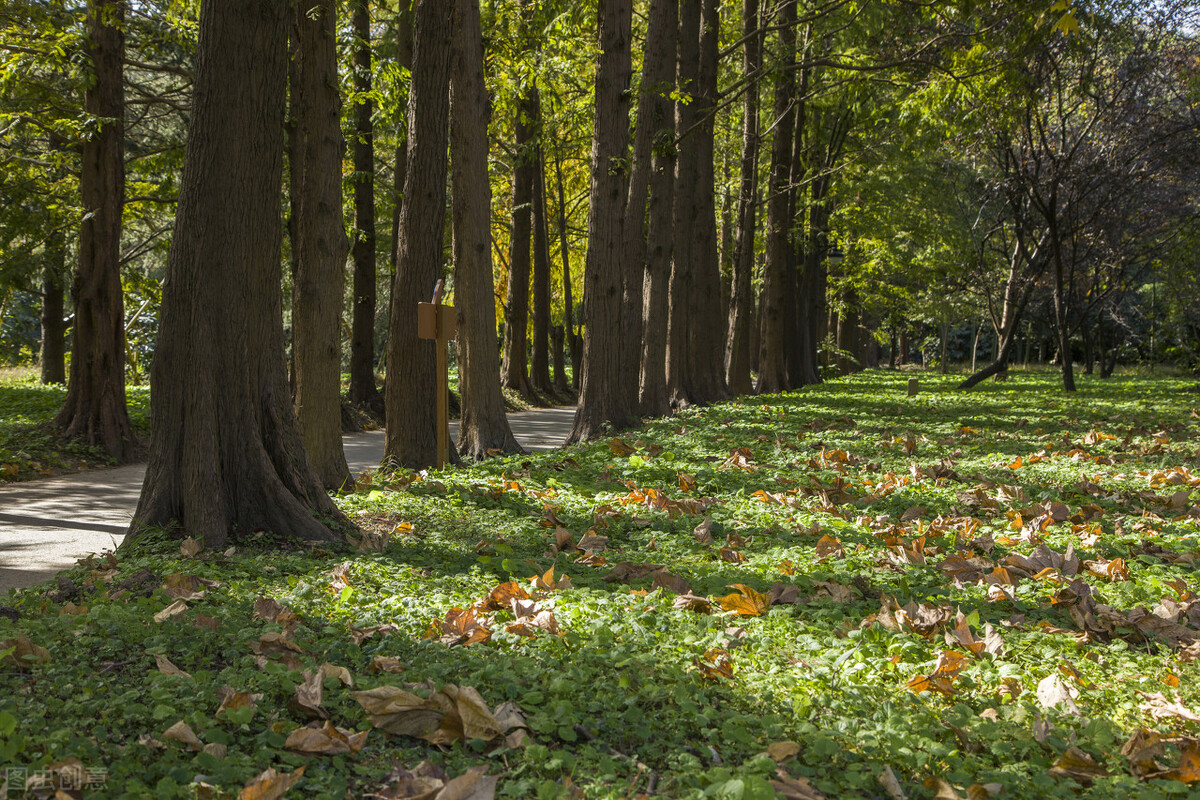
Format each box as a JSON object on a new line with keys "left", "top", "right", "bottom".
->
{"left": 417, "top": 303, "right": 456, "bottom": 340}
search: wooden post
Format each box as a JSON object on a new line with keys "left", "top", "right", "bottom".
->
{"left": 907, "top": 377, "right": 919, "bottom": 397}
{"left": 417, "top": 279, "right": 456, "bottom": 469}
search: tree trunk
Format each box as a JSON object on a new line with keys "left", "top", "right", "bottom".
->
{"left": 724, "top": 0, "right": 760, "bottom": 397}
{"left": 385, "top": 0, "right": 452, "bottom": 469}
{"left": 957, "top": 238, "right": 1039, "bottom": 390}
{"left": 636, "top": 0, "right": 677, "bottom": 418}
{"left": 666, "top": 0, "right": 700, "bottom": 406}
{"left": 553, "top": 149, "right": 581, "bottom": 393}
{"left": 685, "top": 0, "right": 727, "bottom": 403}
{"left": 130, "top": 0, "right": 344, "bottom": 548}
{"left": 501, "top": 49, "right": 537, "bottom": 401}
{"left": 55, "top": 0, "right": 135, "bottom": 462}
{"left": 1051, "top": 252, "right": 1076, "bottom": 392}
{"left": 348, "top": 0, "right": 384, "bottom": 416}
{"left": 567, "top": 0, "right": 633, "bottom": 442}
{"left": 451, "top": 0, "right": 522, "bottom": 459}
{"left": 754, "top": 0, "right": 795, "bottom": 394}
{"left": 40, "top": 237, "right": 67, "bottom": 385}
{"left": 389, "top": 2, "right": 414, "bottom": 290}
{"left": 551, "top": 325, "right": 569, "bottom": 393}
{"left": 531, "top": 146, "right": 554, "bottom": 394}
{"left": 292, "top": 0, "right": 351, "bottom": 491}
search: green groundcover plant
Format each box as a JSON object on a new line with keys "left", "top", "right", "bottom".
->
{"left": 2, "top": 371, "right": 1199, "bottom": 799}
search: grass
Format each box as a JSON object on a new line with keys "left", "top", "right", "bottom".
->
{"left": 0, "top": 374, "right": 151, "bottom": 481}
{"left": 2, "top": 370, "right": 1200, "bottom": 798}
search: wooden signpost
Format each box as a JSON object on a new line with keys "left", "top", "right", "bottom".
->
{"left": 417, "top": 279, "right": 456, "bottom": 469}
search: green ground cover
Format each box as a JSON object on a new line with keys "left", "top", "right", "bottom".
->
{"left": 0, "top": 373, "right": 150, "bottom": 481}
{"left": 2, "top": 371, "right": 1200, "bottom": 799}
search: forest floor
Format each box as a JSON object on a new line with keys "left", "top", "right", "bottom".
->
{"left": 2, "top": 370, "right": 1200, "bottom": 799}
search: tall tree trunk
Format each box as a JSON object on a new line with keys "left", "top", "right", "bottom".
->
{"left": 568, "top": 0, "right": 633, "bottom": 442}
{"left": 292, "top": 0, "right": 351, "bottom": 491}
{"left": 56, "top": 0, "right": 135, "bottom": 462}
{"left": 1051, "top": 247, "right": 1076, "bottom": 392}
{"left": 385, "top": 0, "right": 452, "bottom": 469}
{"left": 389, "top": 2, "right": 414, "bottom": 289}
{"left": 637, "top": 0, "right": 677, "bottom": 418}
{"left": 667, "top": 0, "right": 700, "bottom": 406}
{"left": 755, "top": 0, "right": 795, "bottom": 394}
{"left": 553, "top": 149, "right": 580, "bottom": 392}
{"left": 40, "top": 237, "right": 67, "bottom": 385}
{"left": 724, "top": 0, "right": 760, "bottom": 397}
{"left": 683, "top": 0, "right": 728, "bottom": 403}
{"left": 349, "top": 0, "right": 384, "bottom": 416}
{"left": 531, "top": 146, "right": 554, "bottom": 394}
{"left": 451, "top": 0, "right": 521, "bottom": 458}
{"left": 552, "top": 325, "right": 569, "bottom": 393}
{"left": 501, "top": 23, "right": 538, "bottom": 401}
{"left": 130, "top": 0, "right": 343, "bottom": 547}
{"left": 957, "top": 237, "right": 1041, "bottom": 389}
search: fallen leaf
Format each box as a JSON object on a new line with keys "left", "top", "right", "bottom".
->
{"left": 354, "top": 686, "right": 445, "bottom": 740}
{"left": 1047, "top": 747, "right": 1108, "bottom": 783}
{"left": 426, "top": 607, "right": 492, "bottom": 647}
{"left": 154, "top": 599, "right": 189, "bottom": 623}
{"left": 217, "top": 685, "right": 261, "bottom": 716}
{"left": 239, "top": 766, "right": 305, "bottom": 800}
{"left": 1137, "top": 691, "right": 1200, "bottom": 723}
{"left": 0, "top": 634, "right": 50, "bottom": 668}
{"left": 291, "top": 668, "right": 327, "bottom": 719}
{"left": 285, "top": 721, "right": 368, "bottom": 755}
{"left": 476, "top": 582, "right": 529, "bottom": 612}
{"left": 815, "top": 534, "right": 844, "bottom": 560}
{"left": 693, "top": 516, "right": 715, "bottom": 544}
{"left": 153, "top": 654, "right": 191, "bottom": 678}
{"left": 877, "top": 765, "right": 907, "bottom": 799}
{"left": 771, "top": 768, "right": 826, "bottom": 799}
{"left": 164, "top": 720, "right": 203, "bottom": 751}
{"left": 1036, "top": 674, "right": 1080, "bottom": 715}
{"left": 764, "top": 741, "right": 801, "bottom": 763}
{"left": 370, "top": 656, "right": 407, "bottom": 674}
{"left": 180, "top": 537, "right": 203, "bottom": 558}
{"left": 1161, "top": 738, "right": 1200, "bottom": 784}
{"left": 715, "top": 584, "right": 770, "bottom": 617}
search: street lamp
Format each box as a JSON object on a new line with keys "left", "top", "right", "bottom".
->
{"left": 826, "top": 246, "right": 844, "bottom": 266}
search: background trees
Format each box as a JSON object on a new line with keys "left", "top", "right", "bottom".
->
{"left": 0, "top": 0, "right": 1196, "bottom": 508}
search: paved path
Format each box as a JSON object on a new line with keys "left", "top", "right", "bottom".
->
{"left": 0, "top": 406, "right": 576, "bottom": 594}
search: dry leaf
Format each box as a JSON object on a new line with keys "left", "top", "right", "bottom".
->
{"left": 370, "top": 656, "right": 407, "bottom": 674}
{"left": 291, "top": 669, "right": 327, "bottom": 719}
{"left": 153, "top": 654, "right": 191, "bottom": 678}
{"left": 1137, "top": 691, "right": 1200, "bottom": 723}
{"left": 1047, "top": 747, "right": 1107, "bottom": 783}
{"left": 427, "top": 607, "right": 492, "bottom": 647}
{"left": 673, "top": 593, "right": 713, "bottom": 613}
{"left": 0, "top": 634, "right": 50, "bottom": 668}
{"left": 285, "top": 721, "right": 368, "bottom": 755}
{"left": 693, "top": 516, "right": 715, "bottom": 544}
{"left": 1161, "top": 738, "right": 1200, "bottom": 784}
{"left": 770, "top": 768, "right": 826, "bottom": 799}
{"left": 815, "top": 534, "right": 844, "bottom": 560}
{"left": 877, "top": 765, "right": 907, "bottom": 799}
{"left": 164, "top": 720, "right": 203, "bottom": 751}
{"left": 354, "top": 686, "right": 445, "bottom": 740}
{"left": 154, "top": 599, "right": 188, "bottom": 623}
{"left": 162, "top": 573, "right": 207, "bottom": 600}
{"left": 715, "top": 584, "right": 770, "bottom": 617}
{"left": 180, "top": 537, "right": 203, "bottom": 558}
{"left": 764, "top": 741, "right": 801, "bottom": 763}
{"left": 239, "top": 766, "right": 305, "bottom": 800}
{"left": 1036, "top": 674, "right": 1080, "bottom": 715}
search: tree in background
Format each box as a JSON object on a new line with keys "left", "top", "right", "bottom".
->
{"left": 54, "top": 0, "right": 136, "bottom": 462}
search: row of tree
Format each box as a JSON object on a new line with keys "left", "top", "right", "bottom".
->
{"left": 0, "top": 0, "right": 1197, "bottom": 544}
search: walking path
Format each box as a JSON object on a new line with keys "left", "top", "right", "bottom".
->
{"left": 0, "top": 406, "right": 577, "bottom": 593}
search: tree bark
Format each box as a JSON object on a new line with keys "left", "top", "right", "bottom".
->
{"left": 130, "top": 0, "right": 344, "bottom": 548}
{"left": 682, "top": 0, "right": 728, "bottom": 403}
{"left": 552, "top": 324, "right": 569, "bottom": 393}
{"left": 292, "top": 0, "right": 351, "bottom": 491}
{"left": 666, "top": 0, "right": 700, "bottom": 406}
{"left": 500, "top": 34, "right": 538, "bottom": 401}
{"left": 451, "top": 0, "right": 522, "bottom": 459}
{"left": 567, "top": 0, "right": 633, "bottom": 442}
{"left": 55, "top": 0, "right": 135, "bottom": 462}
{"left": 755, "top": 0, "right": 795, "bottom": 394}
{"left": 724, "top": 0, "right": 760, "bottom": 397}
{"left": 385, "top": 0, "right": 452, "bottom": 469}
{"left": 40, "top": 236, "right": 67, "bottom": 385}
{"left": 389, "top": 3, "right": 414, "bottom": 290}
{"left": 553, "top": 149, "right": 581, "bottom": 392}
{"left": 348, "top": 0, "right": 384, "bottom": 416}
{"left": 531, "top": 145, "right": 554, "bottom": 394}
{"left": 636, "top": 0, "right": 677, "bottom": 418}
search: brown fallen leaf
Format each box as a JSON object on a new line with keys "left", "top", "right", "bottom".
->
{"left": 720, "top": 548, "right": 746, "bottom": 564}
{"left": 907, "top": 650, "right": 969, "bottom": 697}
{"left": 162, "top": 573, "right": 208, "bottom": 600}
{"left": 426, "top": 607, "right": 492, "bottom": 647}
{"left": 650, "top": 569, "right": 692, "bottom": 595}
{"left": 239, "top": 766, "right": 305, "bottom": 800}
{"left": 530, "top": 566, "right": 572, "bottom": 592}
{"left": 1036, "top": 674, "right": 1080, "bottom": 715}
{"left": 153, "top": 653, "right": 192, "bottom": 678}
{"left": 715, "top": 584, "right": 770, "bottom": 617}
{"left": 59, "top": 601, "right": 88, "bottom": 616}
{"left": 609, "top": 438, "right": 636, "bottom": 456}
{"left": 763, "top": 741, "right": 801, "bottom": 763}
{"left": 370, "top": 655, "right": 407, "bottom": 674}
{"left": 1047, "top": 747, "right": 1108, "bottom": 783}
{"left": 673, "top": 593, "right": 713, "bottom": 613}
{"left": 814, "top": 534, "right": 844, "bottom": 560}
{"left": 284, "top": 721, "right": 368, "bottom": 755}
{"left": 1161, "top": 738, "right": 1200, "bottom": 784}
{"left": 180, "top": 537, "right": 203, "bottom": 558}
{"left": 0, "top": 634, "right": 50, "bottom": 668}
{"left": 877, "top": 765, "right": 907, "bottom": 800}
{"left": 603, "top": 562, "right": 666, "bottom": 583}
{"left": 695, "top": 647, "right": 734, "bottom": 681}
{"left": 291, "top": 668, "right": 327, "bottom": 719}
{"left": 354, "top": 686, "right": 445, "bottom": 740}
{"left": 476, "top": 582, "right": 529, "bottom": 612}
{"left": 1121, "top": 729, "right": 1168, "bottom": 779}
{"left": 771, "top": 768, "right": 826, "bottom": 799}
{"left": 1137, "top": 691, "right": 1200, "bottom": 723}
{"left": 164, "top": 720, "right": 203, "bottom": 751}
{"left": 154, "top": 599, "right": 189, "bottom": 623}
